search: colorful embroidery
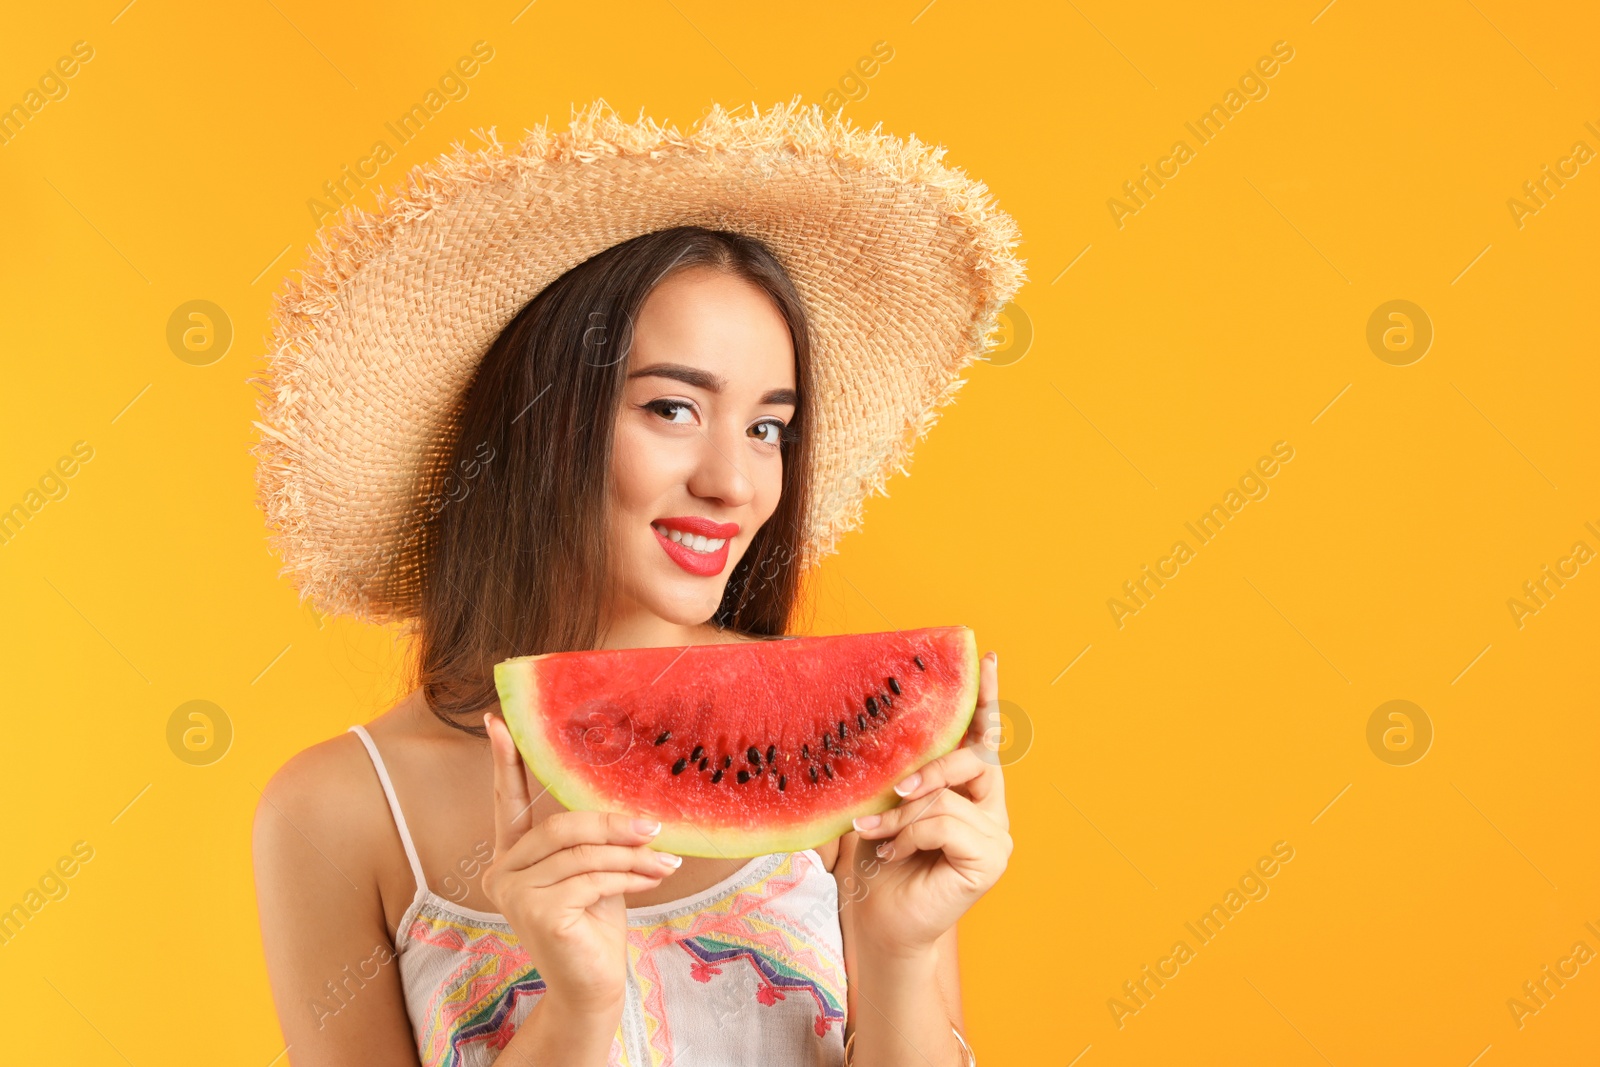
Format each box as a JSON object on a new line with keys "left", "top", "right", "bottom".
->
{"left": 678, "top": 935, "right": 847, "bottom": 1034}
{"left": 407, "top": 911, "right": 547, "bottom": 1066}
{"left": 627, "top": 851, "right": 847, "bottom": 1064}
{"left": 398, "top": 851, "right": 845, "bottom": 1066}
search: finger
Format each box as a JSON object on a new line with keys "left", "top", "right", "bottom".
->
{"left": 501, "top": 809, "right": 664, "bottom": 872}
{"left": 486, "top": 713, "right": 534, "bottom": 858}
{"left": 871, "top": 813, "right": 991, "bottom": 869}
{"left": 853, "top": 786, "right": 1000, "bottom": 842}
{"left": 967, "top": 650, "right": 1006, "bottom": 762}
{"left": 893, "top": 747, "right": 987, "bottom": 798}
{"left": 963, "top": 652, "right": 1009, "bottom": 797}
{"left": 964, "top": 650, "right": 999, "bottom": 747}
{"left": 890, "top": 745, "right": 1004, "bottom": 811}
{"left": 529, "top": 843, "right": 682, "bottom": 888}
{"left": 552, "top": 869, "right": 668, "bottom": 910}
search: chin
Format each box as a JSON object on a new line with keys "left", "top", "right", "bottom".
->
{"left": 640, "top": 550, "right": 748, "bottom": 626}
{"left": 653, "top": 569, "right": 735, "bottom": 624}
{"left": 615, "top": 530, "right": 750, "bottom": 629}
{"left": 662, "top": 597, "right": 723, "bottom": 626}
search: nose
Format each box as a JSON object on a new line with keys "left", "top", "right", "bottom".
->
{"left": 684, "top": 420, "right": 756, "bottom": 509}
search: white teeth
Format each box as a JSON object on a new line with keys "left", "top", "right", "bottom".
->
{"left": 652, "top": 524, "right": 726, "bottom": 554}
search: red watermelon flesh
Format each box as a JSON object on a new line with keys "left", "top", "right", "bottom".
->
{"left": 494, "top": 626, "right": 979, "bottom": 858}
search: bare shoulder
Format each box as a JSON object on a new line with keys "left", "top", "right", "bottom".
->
{"left": 254, "top": 729, "right": 380, "bottom": 843}
{"left": 251, "top": 697, "right": 426, "bottom": 903}
{"left": 254, "top": 690, "right": 430, "bottom": 839}
{"left": 263, "top": 724, "right": 368, "bottom": 791}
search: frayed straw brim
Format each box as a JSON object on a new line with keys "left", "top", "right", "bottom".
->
{"left": 250, "top": 98, "right": 1026, "bottom": 625}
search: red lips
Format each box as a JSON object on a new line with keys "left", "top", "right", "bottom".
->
{"left": 654, "top": 516, "right": 740, "bottom": 539}
{"left": 652, "top": 516, "right": 740, "bottom": 578}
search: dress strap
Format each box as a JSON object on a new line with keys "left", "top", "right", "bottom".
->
{"left": 348, "top": 725, "right": 429, "bottom": 896}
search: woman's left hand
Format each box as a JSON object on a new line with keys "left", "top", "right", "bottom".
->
{"left": 846, "top": 649, "right": 1012, "bottom": 956}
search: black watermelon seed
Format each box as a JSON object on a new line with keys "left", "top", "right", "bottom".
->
{"left": 690, "top": 745, "right": 704, "bottom": 762}
{"left": 698, "top": 757, "right": 708, "bottom": 771}
{"left": 711, "top": 768, "right": 725, "bottom": 784}
{"left": 822, "top": 733, "right": 833, "bottom": 751}
{"left": 802, "top": 743, "right": 811, "bottom": 760}
{"left": 838, "top": 720, "right": 848, "bottom": 740}
{"left": 809, "top": 766, "right": 819, "bottom": 783}
{"left": 881, "top": 691, "right": 892, "bottom": 709}
{"left": 857, "top": 714, "right": 867, "bottom": 731}
{"left": 737, "top": 769, "right": 751, "bottom": 784}
{"left": 766, "top": 744, "right": 777, "bottom": 764}
{"left": 654, "top": 730, "right": 672, "bottom": 745}
{"left": 747, "top": 746, "right": 761, "bottom": 766}
{"left": 722, "top": 755, "right": 733, "bottom": 769}
{"left": 778, "top": 774, "right": 787, "bottom": 791}
{"left": 823, "top": 763, "right": 834, "bottom": 779}
{"left": 913, "top": 655, "right": 925, "bottom": 670}
{"left": 671, "top": 757, "right": 687, "bottom": 775}
{"left": 888, "top": 677, "right": 901, "bottom": 695}
{"left": 866, "top": 696, "right": 879, "bottom": 717}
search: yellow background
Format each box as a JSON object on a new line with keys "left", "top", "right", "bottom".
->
{"left": 2, "top": 0, "right": 1596, "bottom": 1063}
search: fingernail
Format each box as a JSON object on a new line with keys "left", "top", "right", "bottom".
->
{"left": 657, "top": 852, "right": 682, "bottom": 868}
{"left": 852, "top": 814, "right": 881, "bottom": 832}
{"left": 875, "top": 841, "right": 893, "bottom": 859}
{"left": 634, "top": 818, "right": 662, "bottom": 836}
{"left": 894, "top": 773, "right": 921, "bottom": 797}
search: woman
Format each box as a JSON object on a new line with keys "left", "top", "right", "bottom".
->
{"left": 251, "top": 101, "right": 1025, "bottom": 1066}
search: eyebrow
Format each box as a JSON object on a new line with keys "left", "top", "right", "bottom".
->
{"left": 628, "top": 362, "right": 798, "bottom": 407}
{"left": 629, "top": 362, "right": 720, "bottom": 391}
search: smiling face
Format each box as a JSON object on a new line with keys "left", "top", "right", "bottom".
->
{"left": 603, "top": 265, "right": 798, "bottom": 640}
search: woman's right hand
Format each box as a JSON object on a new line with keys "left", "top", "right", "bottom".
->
{"left": 480, "top": 712, "right": 680, "bottom": 1020}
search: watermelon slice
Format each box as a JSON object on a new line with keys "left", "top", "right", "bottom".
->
{"left": 493, "top": 626, "right": 979, "bottom": 858}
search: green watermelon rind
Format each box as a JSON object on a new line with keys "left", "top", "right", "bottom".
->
{"left": 492, "top": 628, "right": 981, "bottom": 859}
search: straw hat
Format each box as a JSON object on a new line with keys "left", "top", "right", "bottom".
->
{"left": 250, "top": 98, "right": 1026, "bottom": 625}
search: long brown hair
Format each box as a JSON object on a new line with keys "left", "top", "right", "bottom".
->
{"left": 409, "top": 227, "right": 816, "bottom": 737}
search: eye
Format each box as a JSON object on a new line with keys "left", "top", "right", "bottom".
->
{"left": 645, "top": 399, "right": 696, "bottom": 425}
{"left": 750, "top": 419, "right": 788, "bottom": 446}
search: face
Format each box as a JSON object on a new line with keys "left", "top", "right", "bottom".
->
{"left": 605, "top": 266, "right": 797, "bottom": 632}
